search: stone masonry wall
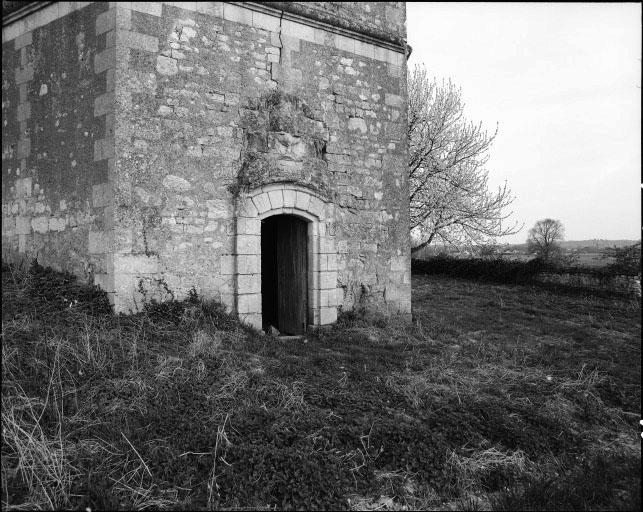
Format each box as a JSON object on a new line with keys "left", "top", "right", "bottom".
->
{"left": 111, "top": 2, "right": 411, "bottom": 318}
{"left": 536, "top": 272, "right": 642, "bottom": 298}
{"left": 2, "top": 2, "right": 114, "bottom": 292}
{"left": 264, "top": 2, "right": 406, "bottom": 45}
{"left": 3, "top": 2, "right": 412, "bottom": 322}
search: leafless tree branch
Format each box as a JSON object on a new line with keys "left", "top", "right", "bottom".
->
{"left": 408, "top": 64, "right": 522, "bottom": 251}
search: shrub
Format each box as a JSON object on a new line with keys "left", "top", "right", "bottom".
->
{"left": 411, "top": 256, "right": 546, "bottom": 284}
{"left": 602, "top": 242, "right": 641, "bottom": 276}
{"left": 2, "top": 261, "right": 246, "bottom": 510}
{"left": 24, "top": 260, "right": 112, "bottom": 315}
{"left": 412, "top": 255, "right": 641, "bottom": 294}
{"left": 140, "top": 286, "right": 239, "bottom": 331}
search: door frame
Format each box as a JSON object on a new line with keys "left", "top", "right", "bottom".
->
{"left": 260, "top": 213, "right": 309, "bottom": 334}
{"left": 230, "top": 183, "right": 340, "bottom": 331}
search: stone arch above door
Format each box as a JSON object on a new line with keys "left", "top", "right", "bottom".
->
{"left": 234, "top": 183, "right": 339, "bottom": 331}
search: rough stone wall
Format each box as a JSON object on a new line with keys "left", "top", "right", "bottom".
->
{"left": 536, "top": 272, "right": 642, "bottom": 297}
{"left": 2, "top": 2, "right": 114, "bottom": 291}
{"left": 264, "top": 2, "right": 406, "bottom": 45}
{"left": 111, "top": 2, "right": 411, "bottom": 318}
{"left": 2, "top": 2, "right": 411, "bottom": 322}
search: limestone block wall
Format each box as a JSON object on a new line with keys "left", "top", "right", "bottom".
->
{"left": 111, "top": 2, "right": 411, "bottom": 321}
{"left": 2, "top": 2, "right": 115, "bottom": 291}
{"left": 3, "top": 2, "right": 411, "bottom": 326}
{"left": 234, "top": 183, "right": 340, "bottom": 328}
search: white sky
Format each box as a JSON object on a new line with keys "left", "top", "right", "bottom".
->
{"left": 407, "top": 3, "right": 641, "bottom": 244}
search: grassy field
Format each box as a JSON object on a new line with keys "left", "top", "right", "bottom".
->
{"left": 2, "top": 263, "right": 641, "bottom": 510}
{"left": 573, "top": 252, "right": 616, "bottom": 268}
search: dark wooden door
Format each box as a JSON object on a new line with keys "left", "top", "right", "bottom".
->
{"left": 261, "top": 215, "right": 308, "bottom": 335}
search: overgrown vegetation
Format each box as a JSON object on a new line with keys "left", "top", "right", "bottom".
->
{"left": 412, "top": 256, "right": 546, "bottom": 285}
{"left": 412, "top": 254, "right": 641, "bottom": 296}
{"left": 2, "top": 262, "right": 640, "bottom": 510}
{"left": 602, "top": 241, "right": 641, "bottom": 276}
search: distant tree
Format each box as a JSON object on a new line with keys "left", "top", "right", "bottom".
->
{"left": 408, "top": 64, "right": 521, "bottom": 253}
{"left": 526, "top": 219, "right": 565, "bottom": 264}
{"left": 602, "top": 242, "right": 641, "bottom": 275}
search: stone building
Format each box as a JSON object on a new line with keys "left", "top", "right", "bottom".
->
{"left": 2, "top": 2, "right": 411, "bottom": 333}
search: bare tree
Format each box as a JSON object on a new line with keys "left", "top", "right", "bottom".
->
{"left": 408, "top": 64, "right": 521, "bottom": 253}
{"left": 601, "top": 241, "right": 641, "bottom": 275}
{"left": 526, "top": 218, "right": 565, "bottom": 263}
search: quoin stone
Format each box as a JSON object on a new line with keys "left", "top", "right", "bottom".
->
{"left": 2, "top": 1, "right": 412, "bottom": 332}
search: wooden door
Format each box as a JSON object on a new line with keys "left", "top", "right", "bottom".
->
{"left": 261, "top": 215, "right": 308, "bottom": 335}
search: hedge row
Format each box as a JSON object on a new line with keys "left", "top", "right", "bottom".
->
{"left": 411, "top": 256, "right": 548, "bottom": 284}
{"left": 411, "top": 255, "right": 641, "bottom": 289}
{"left": 415, "top": 254, "right": 626, "bottom": 278}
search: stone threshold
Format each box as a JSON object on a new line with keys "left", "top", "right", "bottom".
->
{"left": 277, "top": 335, "right": 307, "bottom": 342}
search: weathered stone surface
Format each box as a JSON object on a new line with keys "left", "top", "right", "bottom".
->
{"left": 348, "top": 117, "right": 367, "bottom": 133}
{"left": 162, "top": 175, "right": 192, "bottom": 192}
{"left": 237, "top": 255, "right": 260, "bottom": 275}
{"left": 89, "top": 230, "right": 113, "bottom": 254}
{"left": 156, "top": 55, "right": 178, "bottom": 75}
{"left": 2, "top": 1, "right": 411, "bottom": 323}
{"left": 114, "top": 254, "right": 159, "bottom": 274}
{"left": 385, "top": 93, "right": 403, "bottom": 108}
{"left": 237, "top": 234, "right": 260, "bottom": 255}
{"left": 92, "top": 183, "right": 111, "bottom": 208}
{"left": 31, "top": 216, "right": 49, "bottom": 234}
{"left": 267, "top": 190, "right": 284, "bottom": 209}
{"left": 15, "top": 216, "right": 31, "bottom": 235}
{"left": 238, "top": 293, "right": 261, "bottom": 314}
{"left": 238, "top": 273, "right": 261, "bottom": 294}
{"left": 94, "top": 47, "right": 115, "bottom": 74}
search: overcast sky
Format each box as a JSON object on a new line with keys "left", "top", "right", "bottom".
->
{"left": 407, "top": 3, "right": 641, "bottom": 244}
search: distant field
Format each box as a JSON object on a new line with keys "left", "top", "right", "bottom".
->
{"left": 574, "top": 253, "right": 615, "bottom": 268}
{"left": 2, "top": 266, "right": 641, "bottom": 510}
{"left": 498, "top": 253, "right": 532, "bottom": 262}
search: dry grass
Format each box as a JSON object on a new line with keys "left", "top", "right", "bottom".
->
{"left": 207, "top": 414, "right": 232, "bottom": 508}
{"left": 187, "top": 329, "right": 222, "bottom": 358}
{"left": 153, "top": 356, "right": 187, "bottom": 382}
{"left": 2, "top": 265, "right": 640, "bottom": 510}
{"left": 446, "top": 447, "right": 535, "bottom": 494}
{"left": 538, "top": 394, "right": 580, "bottom": 424}
{"left": 1, "top": 264, "right": 195, "bottom": 510}
{"left": 275, "top": 380, "right": 307, "bottom": 411}
{"left": 1, "top": 345, "right": 77, "bottom": 510}
{"left": 208, "top": 370, "right": 249, "bottom": 403}
{"left": 108, "top": 433, "right": 179, "bottom": 510}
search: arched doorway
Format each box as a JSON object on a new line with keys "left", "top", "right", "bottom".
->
{"left": 232, "top": 183, "right": 339, "bottom": 331}
{"left": 261, "top": 214, "right": 309, "bottom": 335}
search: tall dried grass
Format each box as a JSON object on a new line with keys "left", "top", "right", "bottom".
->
{"left": 1, "top": 342, "right": 77, "bottom": 510}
